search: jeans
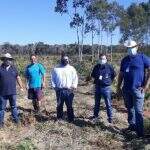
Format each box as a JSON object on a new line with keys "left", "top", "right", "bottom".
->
{"left": 122, "top": 87, "right": 144, "bottom": 136}
{"left": 56, "top": 88, "right": 74, "bottom": 122}
{"left": 0, "top": 95, "right": 19, "bottom": 124}
{"left": 94, "top": 86, "right": 112, "bottom": 122}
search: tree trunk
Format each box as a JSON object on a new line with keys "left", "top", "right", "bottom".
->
{"left": 76, "top": 26, "right": 81, "bottom": 61}
{"left": 92, "top": 30, "right": 94, "bottom": 63}
{"left": 97, "top": 21, "right": 101, "bottom": 59}
{"left": 110, "top": 33, "right": 113, "bottom": 62}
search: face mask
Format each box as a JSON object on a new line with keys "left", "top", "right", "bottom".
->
{"left": 61, "top": 59, "right": 69, "bottom": 66}
{"left": 3, "top": 60, "right": 12, "bottom": 66}
{"left": 127, "top": 47, "right": 137, "bottom": 55}
{"left": 98, "top": 59, "right": 107, "bottom": 65}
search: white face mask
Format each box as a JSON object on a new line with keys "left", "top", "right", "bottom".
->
{"left": 99, "top": 59, "right": 107, "bottom": 65}
{"left": 127, "top": 47, "right": 137, "bottom": 55}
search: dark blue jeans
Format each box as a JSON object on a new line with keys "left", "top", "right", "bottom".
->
{"left": 122, "top": 87, "right": 144, "bottom": 137}
{"left": 94, "top": 86, "right": 112, "bottom": 122}
{"left": 0, "top": 95, "right": 19, "bottom": 124}
{"left": 55, "top": 88, "right": 74, "bottom": 122}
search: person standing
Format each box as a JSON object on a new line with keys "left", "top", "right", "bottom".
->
{"left": 117, "top": 40, "right": 150, "bottom": 137}
{"left": 25, "top": 54, "right": 46, "bottom": 113}
{"left": 51, "top": 55, "right": 78, "bottom": 122}
{"left": 0, "top": 53, "right": 24, "bottom": 127}
{"left": 90, "top": 54, "right": 116, "bottom": 123}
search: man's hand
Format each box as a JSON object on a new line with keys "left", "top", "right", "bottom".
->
{"left": 42, "top": 82, "right": 46, "bottom": 89}
{"left": 138, "top": 86, "right": 149, "bottom": 93}
{"left": 71, "top": 87, "right": 77, "bottom": 92}
{"left": 20, "top": 88, "right": 24, "bottom": 92}
{"left": 85, "top": 75, "right": 91, "bottom": 82}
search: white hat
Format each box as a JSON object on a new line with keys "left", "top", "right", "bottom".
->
{"left": 0, "top": 53, "right": 14, "bottom": 60}
{"left": 124, "top": 40, "right": 138, "bottom": 48}
{"left": 63, "top": 56, "right": 69, "bottom": 60}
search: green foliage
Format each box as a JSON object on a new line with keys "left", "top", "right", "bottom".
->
{"left": 145, "top": 92, "right": 150, "bottom": 100}
{"left": 120, "top": 1, "right": 150, "bottom": 42}
{"left": 14, "top": 56, "right": 28, "bottom": 77}
{"left": 144, "top": 118, "right": 150, "bottom": 135}
{"left": 16, "top": 138, "right": 37, "bottom": 150}
{"left": 74, "top": 61, "right": 92, "bottom": 76}
{"left": 0, "top": 143, "right": 16, "bottom": 150}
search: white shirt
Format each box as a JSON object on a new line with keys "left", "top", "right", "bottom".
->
{"left": 51, "top": 64, "right": 78, "bottom": 89}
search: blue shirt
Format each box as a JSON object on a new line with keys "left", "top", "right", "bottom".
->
{"left": 0, "top": 65, "right": 18, "bottom": 96}
{"left": 91, "top": 63, "right": 116, "bottom": 87}
{"left": 120, "top": 53, "right": 150, "bottom": 90}
{"left": 25, "top": 63, "right": 46, "bottom": 88}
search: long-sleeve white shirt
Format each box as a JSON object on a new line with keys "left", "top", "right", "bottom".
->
{"left": 51, "top": 64, "right": 78, "bottom": 89}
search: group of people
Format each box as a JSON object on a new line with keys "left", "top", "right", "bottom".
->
{"left": 0, "top": 40, "right": 149, "bottom": 138}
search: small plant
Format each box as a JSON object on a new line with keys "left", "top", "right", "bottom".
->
{"left": 145, "top": 92, "right": 150, "bottom": 100}
{"left": 16, "top": 138, "right": 37, "bottom": 150}
{"left": 144, "top": 118, "right": 150, "bottom": 135}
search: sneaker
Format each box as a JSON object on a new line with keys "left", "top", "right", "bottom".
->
{"left": 89, "top": 116, "right": 99, "bottom": 123}
{"left": 108, "top": 119, "right": 112, "bottom": 123}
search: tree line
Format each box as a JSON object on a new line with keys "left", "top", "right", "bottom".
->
{"left": 0, "top": 0, "right": 149, "bottom": 58}
{"left": 55, "top": 0, "right": 150, "bottom": 61}
{"left": 0, "top": 42, "right": 149, "bottom": 56}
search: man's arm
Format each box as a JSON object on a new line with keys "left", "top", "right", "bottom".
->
{"left": 38, "top": 64, "right": 46, "bottom": 88}
{"left": 72, "top": 68, "right": 78, "bottom": 89}
{"left": 117, "top": 71, "right": 123, "bottom": 95}
{"left": 42, "top": 74, "right": 46, "bottom": 88}
{"left": 51, "top": 69, "right": 57, "bottom": 89}
{"left": 85, "top": 66, "right": 96, "bottom": 82}
{"left": 17, "top": 76, "right": 24, "bottom": 90}
{"left": 110, "top": 65, "right": 116, "bottom": 81}
{"left": 144, "top": 67, "right": 150, "bottom": 92}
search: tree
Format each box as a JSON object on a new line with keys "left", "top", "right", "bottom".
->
{"left": 120, "top": 1, "right": 150, "bottom": 43}
{"left": 55, "top": 0, "right": 91, "bottom": 61}
{"left": 85, "top": 0, "right": 123, "bottom": 61}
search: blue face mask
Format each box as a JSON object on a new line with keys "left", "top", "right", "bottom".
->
{"left": 127, "top": 47, "right": 137, "bottom": 55}
{"left": 98, "top": 59, "right": 107, "bottom": 65}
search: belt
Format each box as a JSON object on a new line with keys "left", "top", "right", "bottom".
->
{"left": 57, "top": 88, "right": 71, "bottom": 91}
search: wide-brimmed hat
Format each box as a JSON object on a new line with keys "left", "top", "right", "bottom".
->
{"left": 63, "top": 56, "right": 69, "bottom": 60}
{"left": 0, "top": 53, "right": 14, "bottom": 60}
{"left": 124, "top": 40, "right": 138, "bottom": 48}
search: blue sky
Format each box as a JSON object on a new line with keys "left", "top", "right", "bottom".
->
{"left": 0, "top": 0, "right": 148, "bottom": 45}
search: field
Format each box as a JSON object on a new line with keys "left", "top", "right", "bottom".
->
{"left": 0, "top": 55, "right": 149, "bottom": 150}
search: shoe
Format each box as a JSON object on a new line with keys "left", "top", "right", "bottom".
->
{"left": 89, "top": 116, "right": 98, "bottom": 120}
{"left": 13, "top": 120, "right": 21, "bottom": 127}
{"left": 90, "top": 116, "right": 99, "bottom": 123}
{"left": 137, "top": 133, "right": 144, "bottom": 138}
{"left": 122, "top": 125, "right": 136, "bottom": 132}
{"left": 0, "top": 122, "right": 4, "bottom": 129}
{"left": 68, "top": 119, "right": 74, "bottom": 123}
{"left": 108, "top": 119, "right": 112, "bottom": 123}
{"left": 57, "top": 118, "right": 64, "bottom": 123}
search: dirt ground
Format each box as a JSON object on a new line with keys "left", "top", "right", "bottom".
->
{"left": 0, "top": 81, "right": 149, "bottom": 150}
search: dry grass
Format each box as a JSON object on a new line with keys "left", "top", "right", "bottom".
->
{"left": 0, "top": 55, "right": 149, "bottom": 150}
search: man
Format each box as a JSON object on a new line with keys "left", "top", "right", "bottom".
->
{"left": 117, "top": 40, "right": 150, "bottom": 137}
{"left": 90, "top": 54, "right": 116, "bottom": 123}
{"left": 51, "top": 55, "right": 78, "bottom": 122}
{"left": 0, "top": 53, "right": 23, "bottom": 127}
{"left": 25, "top": 54, "right": 46, "bottom": 113}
